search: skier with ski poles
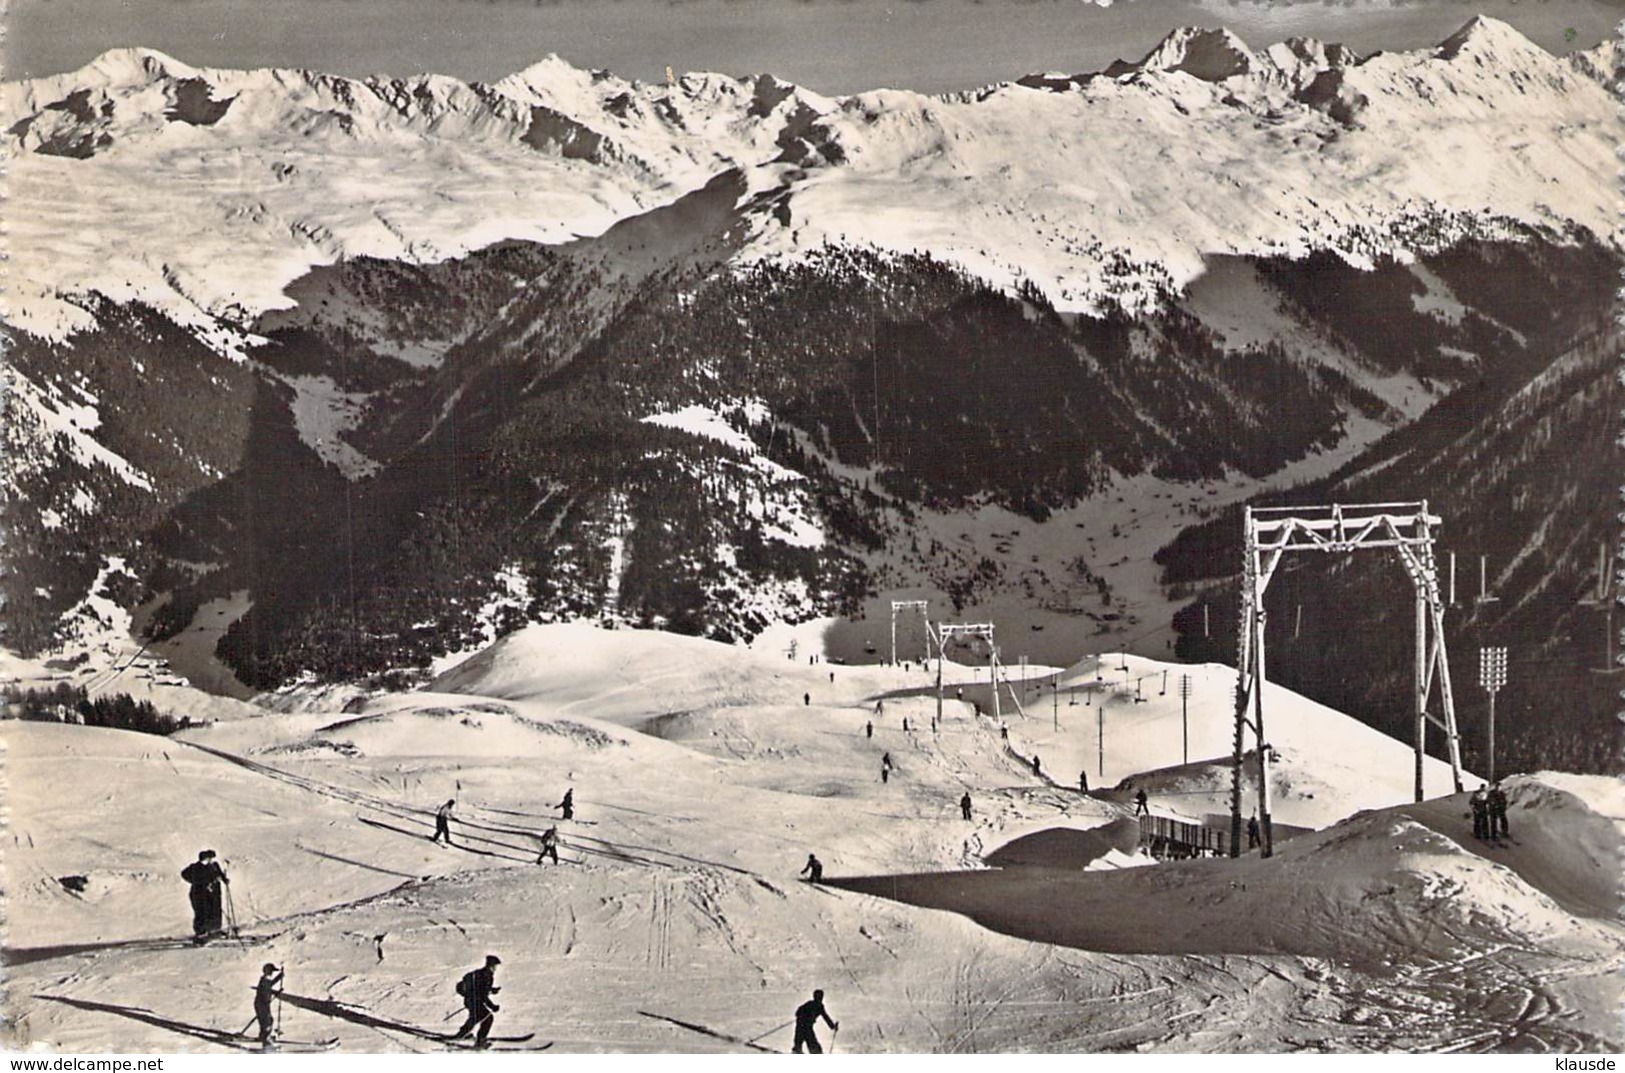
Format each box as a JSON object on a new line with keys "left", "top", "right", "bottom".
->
{"left": 557, "top": 788, "right": 574, "bottom": 821}
{"left": 536, "top": 826, "right": 560, "bottom": 865}
{"left": 451, "top": 955, "right": 502, "bottom": 1049}
{"left": 791, "top": 988, "right": 839, "bottom": 1053}
{"left": 181, "top": 849, "right": 229, "bottom": 942}
{"left": 252, "top": 963, "right": 284, "bottom": 1045}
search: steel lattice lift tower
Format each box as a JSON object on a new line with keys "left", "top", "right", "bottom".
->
{"left": 890, "top": 600, "right": 930, "bottom": 666}
{"left": 929, "top": 622, "right": 1001, "bottom": 728}
{"left": 1232, "top": 502, "right": 1465, "bottom": 858}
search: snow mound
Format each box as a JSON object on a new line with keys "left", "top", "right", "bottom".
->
{"left": 834, "top": 788, "right": 1624, "bottom": 974}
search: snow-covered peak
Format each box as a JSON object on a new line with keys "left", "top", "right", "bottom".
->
{"left": 1568, "top": 37, "right": 1621, "bottom": 85}
{"left": 1436, "top": 14, "right": 1551, "bottom": 62}
{"left": 491, "top": 52, "right": 612, "bottom": 105}
{"left": 80, "top": 46, "right": 200, "bottom": 86}
{"left": 1135, "top": 26, "right": 1257, "bottom": 82}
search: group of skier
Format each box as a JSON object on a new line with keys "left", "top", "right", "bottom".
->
{"left": 244, "top": 954, "right": 507, "bottom": 1049}
{"left": 1470, "top": 782, "right": 1511, "bottom": 841}
{"left": 427, "top": 790, "right": 571, "bottom": 863}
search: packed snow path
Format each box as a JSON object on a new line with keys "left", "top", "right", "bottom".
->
{"left": 5, "top": 624, "right": 1621, "bottom": 1052}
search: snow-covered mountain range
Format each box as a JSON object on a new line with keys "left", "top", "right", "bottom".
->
{"left": 2, "top": 18, "right": 1619, "bottom": 776}
{"left": 4, "top": 16, "right": 1617, "bottom": 344}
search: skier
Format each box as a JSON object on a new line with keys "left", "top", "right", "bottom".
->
{"left": 536, "top": 826, "right": 560, "bottom": 865}
{"left": 902, "top": 717, "right": 910, "bottom": 734}
{"left": 1031, "top": 754, "right": 1042, "bottom": 776}
{"left": 829, "top": 671, "right": 835, "bottom": 683}
{"left": 801, "top": 853, "right": 824, "bottom": 884}
{"left": 181, "top": 849, "right": 229, "bottom": 941}
{"left": 804, "top": 693, "right": 811, "bottom": 707}
{"left": 1134, "top": 789, "right": 1149, "bottom": 816}
{"left": 875, "top": 700, "right": 884, "bottom": 716}
{"left": 1247, "top": 814, "right": 1261, "bottom": 849}
{"left": 960, "top": 793, "right": 972, "bottom": 822}
{"left": 791, "top": 989, "right": 839, "bottom": 1054}
{"left": 881, "top": 752, "right": 893, "bottom": 771}
{"left": 452, "top": 955, "right": 502, "bottom": 1049}
{"left": 1488, "top": 782, "right": 1509, "bottom": 839}
{"left": 252, "top": 963, "right": 284, "bottom": 1045}
{"left": 1079, "top": 771, "right": 1089, "bottom": 794}
{"left": 557, "top": 788, "right": 574, "bottom": 821}
{"left": 432, "top": 799, "right": 456, "bottom": 845}
{"left": 865, "top": 721, "right": 873, "bottom": 740}
{"left": 1470, "top": 784, "right": 1489, "bottom": 840}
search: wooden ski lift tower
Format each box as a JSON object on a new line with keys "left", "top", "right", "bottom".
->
{"left": 1232, "top": 502, "right": 1465, "bottom": 859}
{"left": 930, "top": 622, "right": 1001, "bottom": 728}
{"left": 891, "top": 600, "right": 930, "bottom": 666}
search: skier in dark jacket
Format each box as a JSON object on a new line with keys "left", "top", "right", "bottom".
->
{"left": 181, "top": 850, "right": 229, "bottom": 940}
{"left": 433, "top": 799, "right": 456, "bottom": 845}
{"left": 865, "top": 721, "right": 873, "bottom": 739}
{"left": 1470, "top": 785, "right": 1489, "bottom": 840}
{"left": 1487, "top": 782, "right": 1509, "bottom": 839}
{"left": 253, "top": 963, "right": 284, "bottom": 1044}
{"left": 536, "top": 826, "right": 560, "bottom": 865}
{"left": 1134, "top": 789, "right": 1149, "bottom": 816}
{"left": 960, "top": 793, "right": 972, "bottom": 821}
{"left": 800, "top": 853, "right": 823, "bottom": 884}
{"left": 557, "top": 789, "right": 574, "bottom": 821}
{"left": 1247, "top": 814, "right": 1261, "bottom": 849}
{"left": 452, "top": 955, "right": 502, "bottom": 1048}
{"left": 792, "top": 989, "right": 838, "bottom": 1053}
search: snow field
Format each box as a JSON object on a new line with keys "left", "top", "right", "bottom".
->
{"left": 5, "top": 620, "right": 1622, "bottom": 1051}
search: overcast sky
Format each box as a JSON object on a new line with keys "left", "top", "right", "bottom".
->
{"left": 5, "top": 0, "right": 1620, "bottom": 93}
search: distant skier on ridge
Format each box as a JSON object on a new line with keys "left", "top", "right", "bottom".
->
{"left": 791, "top": 989, "right": 839, "bottom": 1053}
{"left": 1470, "top": 784, "right": 1489, "bottom": 840}
{"left": 1487, "top": 782, "right": 1509, "bottom": 840}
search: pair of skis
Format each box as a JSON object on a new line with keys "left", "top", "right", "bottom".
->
{"left": 250, "top": 1027, "right": 548, "bottom": 1052}
{"left": 443, "top": 1033, "right": 551, "bottom": 1051}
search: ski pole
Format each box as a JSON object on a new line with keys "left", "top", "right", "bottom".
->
{"left": 830, "top": 1025, "right": 839, "bottom": 1055}
{"left": 746, "top": 1020, "right": 793, "bottom": 1044}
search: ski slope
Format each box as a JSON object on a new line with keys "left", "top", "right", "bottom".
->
{"left": 4, "top": 622, "right": 1621, "bottom": 1053}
